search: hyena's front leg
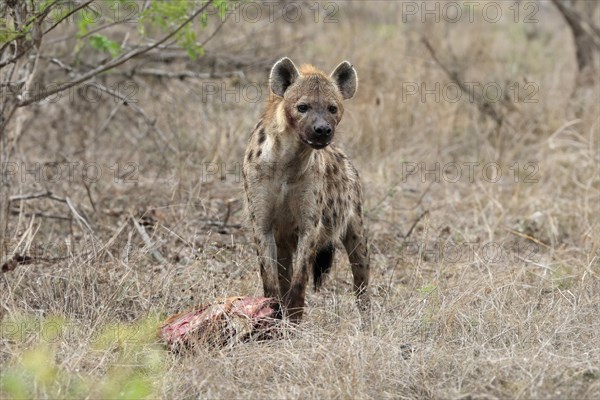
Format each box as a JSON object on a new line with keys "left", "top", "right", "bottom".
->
{"left": 252, "top": 229, "right": 279, "bottom": 299}
{"left": 245, "top": 183, "right": 280, "bottom": 299}
{"left": 284, "top": 234, "right": 318, "bottom": 322}
{"left": 342, "top": 218, "right": 370, "bottom": 311}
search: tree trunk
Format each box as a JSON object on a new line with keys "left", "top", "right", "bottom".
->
{"left": 551, "top": 0, "right": 600, "bottom": 73}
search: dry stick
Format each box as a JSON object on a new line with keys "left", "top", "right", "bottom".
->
{"left": 551, "top": 0, "right": 600, "bottom": 63}
{"left": 421, "top": 36, "right": 505, "bottom": 128}
{"left": 65, "top": 197, "right": 97, "bottom": 260}
{"left": 65, "top": 197, "right": 94, "bottom": 234}
{"left": 82, "top": 181, "right": 96, "bottom": 213}
{"left": 48, "top": 57, "right": 75, "bottom": 74}
{"left": 221, "top": 200, "right": 233, "bottom": 228}
{"left": 93, "top": 99, "right": 126, "bottom": 142}
{"left": 205, "top": 221, "right": 242, "bottom": 229}
{"left": 504, "top": 227, "right": 551, "bottom": 249}
{"left": 403, "top": 210, "right": 430, "bottom": 241}
{"left": 132, "top": 68, "right": 245, "bottom": 80}
{"left": 9, "top": 190, "right": 66, "bottom": 203}
{"left": 11, "top": 212, "right": 71, "bottom": 221}
{"left": 6, "top": 215, "right": 35, "bottom": 259}
{"left": 15, "top": 0, "right": 215, "bottom": 106}
{"left": 123, "top": 229, "right": 133, "bottom": 264}
{"left": 21, "top": 216, "right": 40, "bottom": 260}
{"left": 130, "top": 213, "right": 168, "bottom": 265}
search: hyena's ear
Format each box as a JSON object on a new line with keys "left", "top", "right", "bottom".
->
{"left": 330, "top": 61, "right": 357, "bottom": 100}
{"left": 270, "top": 57, "right": 299, "bottom": 98}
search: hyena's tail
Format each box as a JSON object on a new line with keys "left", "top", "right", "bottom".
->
{"left": 313, "top": 243, "right": 335, "bottom": 291}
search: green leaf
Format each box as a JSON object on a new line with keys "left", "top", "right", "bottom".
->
{"left": 416, "top": 284, "right": 437, "bottom": 295}
{"left": 0, "top": 372, "right": 30, "bottom": 400}
{"left": 88, "top": 34, "right": 122, "bottom": 58}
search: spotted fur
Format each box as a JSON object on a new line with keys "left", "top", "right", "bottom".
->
{"left": 242, "top": 58, "right": 369, "bottom": 321}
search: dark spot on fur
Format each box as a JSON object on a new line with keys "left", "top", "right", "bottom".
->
{"left": 313, "top": 243, "right": 335, "bottom": 290}
{"left": 247, "top": 151, "right": 253, "bottom": 161}
{"left": 274, "top": 136, "right": 281, "bottom": 151}
{"left": 322, "top": 214, "right": 330, "bottom": 225}
{"left": 355, "top": 202, "right": 362, "bottom": 214}
{"left": 332, "top": 163, "right": 339, "bottom": 175}
{"left": 328, "top": 198, "right": 334, "bottom": 207}
{"left": 258, "top": 128, "right": 266, "bottom": 144}
{"left": 292, "top": 283, "right": 304, "bottom": 293}
{"left": 256, "top": 149, "right": 262, "bottom": 158}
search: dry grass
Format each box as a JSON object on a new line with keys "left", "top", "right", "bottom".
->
{"left": 1, "top": 1, "right": 599, "bottom": 399}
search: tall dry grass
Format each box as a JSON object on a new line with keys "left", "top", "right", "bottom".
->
{"left": 1, "top": 1, "right": 599, "bottom": 398}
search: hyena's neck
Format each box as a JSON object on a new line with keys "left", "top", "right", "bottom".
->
{"left": 264, "top": 118, "right": 315, "bottom": 181}
{"left": 259, "top": 98, "right": 317, "bottom": 180}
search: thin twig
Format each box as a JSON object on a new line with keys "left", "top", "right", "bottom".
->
{"left": 43, "top": 0, "right": 95, "bottom": 36}
{"left": 65, "top": 196, "right": 95, "bottom": 238}
{"left": 421, "top": 36, "right": 505, "bottom": 127}
{"left": 83, "top": 181, "right": 96, "bottom": 213}
{"left": 14, "top": 0, "right": 214, "bottom": 105}
{"left": 504, "top": 227, "right": 551, "bottom": 249}
{"left": 130, "top": 213, "right": 167, "bottom": 265}
{"left": 403, "top": 210, "right": 430, "bottom": 240}
{"left": 133, "top": 68, "right": 245, "bottom": 80}
{"left": 9, "top": 190, "right": 66, "bottom": 203}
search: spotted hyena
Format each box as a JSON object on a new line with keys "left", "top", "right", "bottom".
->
{"left": 242, "top": 57, "right": 369, "bottom": 321}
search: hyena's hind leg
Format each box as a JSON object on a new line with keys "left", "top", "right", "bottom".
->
{"left": 342, "top": 218, "right": 370, "bottom": 310}
{"left": 313, "top": 243, "right": 335, "bottom": 291}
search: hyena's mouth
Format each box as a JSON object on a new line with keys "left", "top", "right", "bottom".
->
{"left": 301, "top": 136, "right": 331, "bottom": 150}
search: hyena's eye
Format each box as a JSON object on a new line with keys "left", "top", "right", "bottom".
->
{"left": 297, "top": 104, "right": 309, "bottom": 113}
{"left": 328, "top": 105, "right": 338, "bottom": 114}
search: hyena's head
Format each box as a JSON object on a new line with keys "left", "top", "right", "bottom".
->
{"left": 269, "top": 58, "right": 357, "bottom": 150}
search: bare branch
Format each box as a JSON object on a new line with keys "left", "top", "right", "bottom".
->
{"left": 43, "top": 0, "right": 95, "bottom": 35}
{"left": 551, "top": 0, "right": 600, "bottom": 72}
{"left": 9, "top": 190, "right": 66, "bottom": 203}
{"left": 421, "top": 36, "right": 504, "bottom": 127}
{"left": 131, "top": 213, "right": 168, "bottom": 265}
{"left": 16, "top": 0, "right": 214, "bottom": 107}
{"left": 66, "top": 196, "right": 96, "bottom": 238}
{"left": 132, "top": 68, "right": 245, "bottom": 80}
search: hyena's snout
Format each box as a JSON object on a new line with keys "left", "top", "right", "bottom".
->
{"left": 305, "top": 116, "right": 334, "bottom": 149}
